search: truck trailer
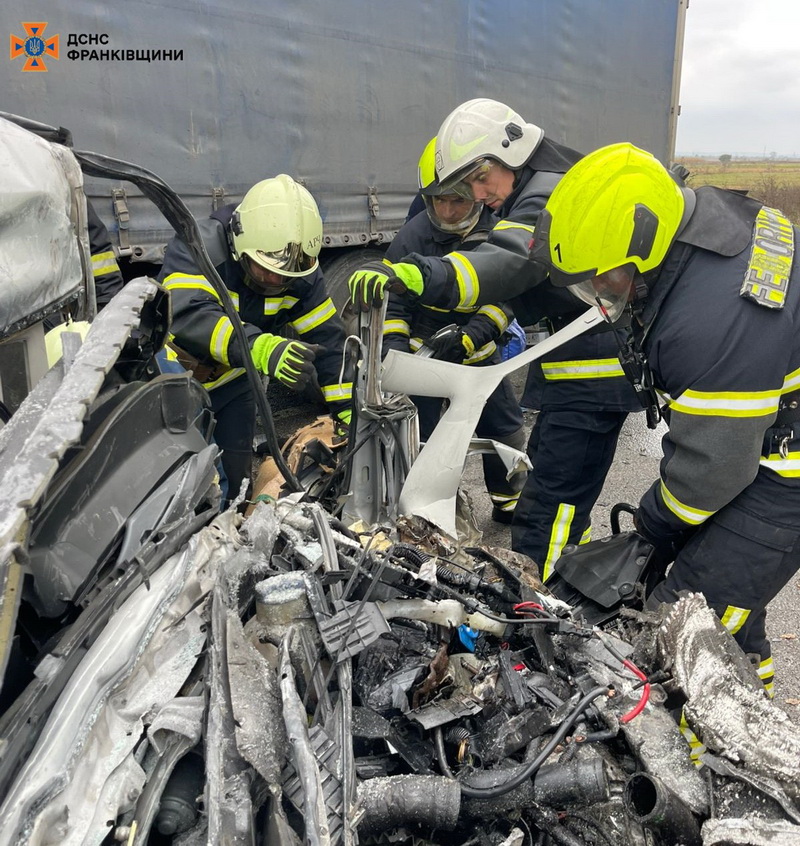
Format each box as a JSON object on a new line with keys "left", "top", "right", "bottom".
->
{"left": 3, "top": 0, "right": 688, "bottom": 294}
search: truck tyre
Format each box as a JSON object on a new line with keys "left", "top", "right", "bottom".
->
{"left": 321, "top": 246, "right": 387, "bottom": 336}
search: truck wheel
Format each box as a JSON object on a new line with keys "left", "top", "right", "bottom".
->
{"left": 321, "top": 246, "right": 387, "bottom": 336}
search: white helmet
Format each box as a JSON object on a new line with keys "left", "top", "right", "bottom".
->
{"left": 435, "top": 98, "right": 544, "bottom": 189}
{"left": 230, "top": 174, "right": 322, "bottom": 278}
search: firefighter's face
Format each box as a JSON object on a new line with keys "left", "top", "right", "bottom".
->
{"left": 431, "top": 194, "right": 475, "bottom": 225}
{"left": 462, "top": 161, "right": 516, "bottom": 209}
{"left": 242, "top": 255, "right": 291, "bottom": 295}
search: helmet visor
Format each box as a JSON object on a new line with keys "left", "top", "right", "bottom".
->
{"left": 438, "top": 158, "right": 494, "bottom": 196}
{"left": 248, "top": 241, "right": 317, "bottom": 276}
{"left": 564, "top": 265, "right": 636, "bottom": 322}
{"left": 423, "top": 193, "right": 482, "bottom": 234}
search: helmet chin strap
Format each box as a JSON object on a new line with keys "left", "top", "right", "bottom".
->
{"left": 606, "top": 297, "right": 663, "bottom": 430}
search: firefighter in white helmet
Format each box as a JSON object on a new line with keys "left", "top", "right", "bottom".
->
{"left": 349, "top": 99, "right": 640, "bottom": 574}
{"left": 159, "top": 174, "right": 351, "bottom": 500}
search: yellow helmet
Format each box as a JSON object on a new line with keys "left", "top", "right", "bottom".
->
{"left": 530, "top": 143, "right": 686, "bottom": 320}
{"left": 417, "top": 136, "right": 481, "bottom": 235}
{"left": 230, "top": 174, "right": 322, "bottom": 279}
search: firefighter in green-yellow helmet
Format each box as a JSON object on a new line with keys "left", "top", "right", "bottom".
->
{"left": 534, "top": 141, "right": 800, "bottom": 698}
{"left": 159, "top": 174, "right": 352, "bottom": 502}
{"left": 383, "top": 136, "right": 527, "bottom": 523}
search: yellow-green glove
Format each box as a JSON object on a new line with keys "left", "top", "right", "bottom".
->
{"left": 347, "top": 260, "right": 424, "bottom": 311}
{"left": 332, "top": 408, "right": 351, "bottom": 443}
{"left": 251, "top": 334, "right": 322, "bottom": 391}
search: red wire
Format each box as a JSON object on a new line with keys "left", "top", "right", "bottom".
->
{"left": 514, "top": 601, "right": 544, "bottom": 611}
{"left": 619, "top": 658, "right": 651, "bottom": 724}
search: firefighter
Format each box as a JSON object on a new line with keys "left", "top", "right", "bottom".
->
{"left": 530, "top": 141, "right": 800, "bottom": 695}
{"left": 383, "top": 137, "right": 527, "bottom": 523}
{"left": 87, "top": 202, "right": 125, "bottom": 310}
{"left": 349, "top": 100, "right": 639, "bottom": 574}
{"left": 158, "top": 175, "right": 351, "bottom": 501}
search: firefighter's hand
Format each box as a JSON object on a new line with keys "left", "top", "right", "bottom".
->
{"left": 251, "top": 334, "right": 322, "bottom": 391}
{"left": 347, "top": 260, "right": 424, "bottom": 311}
{"left": 423, "top": 324, "right": 476, "bottom": 362}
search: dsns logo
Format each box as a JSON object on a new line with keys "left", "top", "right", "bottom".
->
{"left": 10, "top": 22, "right": 59, "bottom": 72}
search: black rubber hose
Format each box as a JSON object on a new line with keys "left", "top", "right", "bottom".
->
{"left": 357, "top": 775, "right": 461, "bottom": 835}
{"left": 73, "top": 149, "right": 302, "bottom": 492}
{"left": 459, "top": 685, "right": 610, "bottom": 799}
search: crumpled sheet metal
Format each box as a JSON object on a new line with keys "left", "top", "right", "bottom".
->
{"left": 0, "top": 278, "right": 164, "bottom": 683}
{"left": 657, "top": 593, "right": 800, "bottom": 792}
{"left": 0, "top": 116, "right": 88, "bottom": 339}
{"left": 701, "top": 817, "right": 800, "bottom": 845}
{"left": 0, "top": 510, "right": 240, "bottom": 846}
{"left": 381, "top": 309, "right": 604, "bottom": 536}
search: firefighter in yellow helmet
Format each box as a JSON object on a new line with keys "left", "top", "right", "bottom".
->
{"left": 158, "top": 175, "right": 351, "bottom": 501}
{"left": 383, "top": 137, "right": 526, "bottom": 522}
{"left": 533, "top": 141, "right": 800, "bottom": 696}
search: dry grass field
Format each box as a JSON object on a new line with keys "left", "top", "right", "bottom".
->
{"left": 676, "top": 157, "right": 800, "bottom": 222}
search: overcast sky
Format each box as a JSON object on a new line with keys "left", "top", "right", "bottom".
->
{"left": 675, "top": 0, "right": 800, "bottom": 156}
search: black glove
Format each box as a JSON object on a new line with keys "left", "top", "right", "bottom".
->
{"left": 422, "top": 324, "right": 476, "bottom": 363}
{"left": 633, "top": 507, "right": 690, "bottom": 562}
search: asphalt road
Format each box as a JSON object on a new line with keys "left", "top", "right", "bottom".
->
{"left": 463, "top": 373, "right": 800, "bottom": 725}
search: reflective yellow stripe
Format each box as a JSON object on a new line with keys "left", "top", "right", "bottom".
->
{"left": 292, "top": 298, "right": 337, "bottom": 334}
{"left": 210, "top": 316, "right": 234, "bottom": 366}
{"left": 760, "top": 654, "right": 776, "bottom": 699}
{"left": 580, "top": 525, "right": 592, "bottom": 544}
{"left": 420, "top": 303, "right": 452, "bottom": 314}
{"left": 477, "top": 304, "right": 509, "bottom": 332}
{"left": 91, "top": 250, "right": 120, "bottom": 277}
{"left": 760, "top": 451, "right": 800, "bottom": 477}
{"left": 493, "top": 220, "right": 534, "bottom": 234}
{"left": 163, "top": 273, "right": 220, "bottom": 300}
{"left": 720, "top": 605, "right": 750, "bottom": 635}
{"left": 465, "top": 342, "right": 497, "bottom": 364}
{"left": 264, "top": 295, "right": 300, "bottom": 316}
{"left": 541, "top": 358, "right": 624, "bottom": 380}
{"left": 490, "top": 491, "right": 519, "bottom": 511}
{"left": 448, "top": 252, "right": 479, "bottom": 311}
{"left": 679, "top": 710, "right": 706, "bottom": 766}
{"left": 384, "top": 319, "right": 411, "bottom": 336}
{"left": 203, "top": 367, "right": 245, "bottom": 390}
{"left": 322, "top": 382, "right": 353, "bottom": 403}
{"left": 228, "top": 291, "right": 240, "bottom": 310}
{"left": 542, "top": 503, "right": 575, "bottom": 582}
{"left": 670, "top": 388, "right": 780, "bottom": 418}
{"left": 660, "top": 481, "right": 714, "bottom": 526}
{"left": 782, "top": 366, "right": 800, "bottom": 394}
{"left": 409, "top": 337, "right": 423, "bottom": 352}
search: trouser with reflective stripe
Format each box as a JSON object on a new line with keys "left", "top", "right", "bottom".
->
{"left": 649, "top": 471, "right": 800, "bottom": 689}
{"left": 210, "top": 375, "right": 256, "bottom": 503}
{"left": 414, "top": 373, "right": 525, "bottom": 511}
{"left": 511, "top": 408, "right": 628, "bottom": 579}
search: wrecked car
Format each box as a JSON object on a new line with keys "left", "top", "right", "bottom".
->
{"left": 1, "top": 115, "right": 800, "bottom": 846}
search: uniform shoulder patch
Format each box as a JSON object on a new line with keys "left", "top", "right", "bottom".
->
{"left": 740, "top": 206, "right": 794, "bottom": 309}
